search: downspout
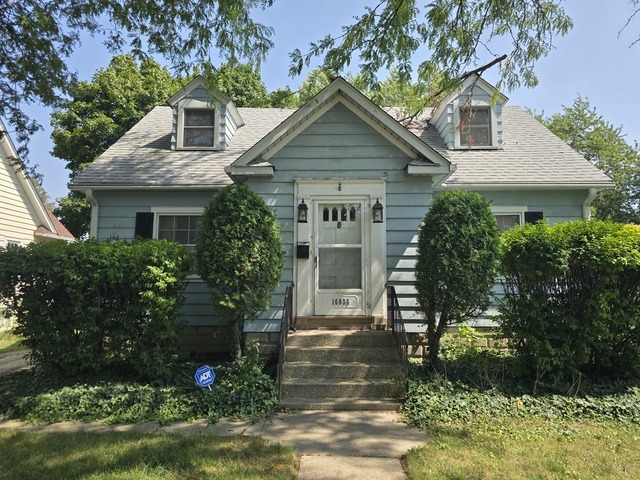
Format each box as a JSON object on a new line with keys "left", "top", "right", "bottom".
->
{"left": 85, "top": 189, "right": 99, "bottom": 238}
{"left": 582, "top": 187, "right": 598, "bottom": 220}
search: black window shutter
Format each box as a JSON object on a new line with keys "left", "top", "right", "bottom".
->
{"left": 524, "top": 211, "right": 544, "bottom": 224}
{"left": 135, "top": 212, "right": 154, "bottom": 239}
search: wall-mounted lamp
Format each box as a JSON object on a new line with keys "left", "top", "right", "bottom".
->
{"left": 297, "top": 199, "right": 308, "bottom": 223}
{"left": 372, "top": 199, "right": 384, "bottom": 223}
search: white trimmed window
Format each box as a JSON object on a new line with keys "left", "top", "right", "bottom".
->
{"left": 183, "top": 109, "right": 215, "bottom": 147}
{"left": 4, "top": 238, "right": 21, "bottom": 247}
{"left": 491, "top": 207, "right": 526, "bottom": 233}
{"left": 157, "top": 215, "right": 201, "bottom": 248}
{"left": 176, "top": 99, "right": 220, "bottom": 150}
{"left": 459, "top": 106, "right": 491, "bottom": 147}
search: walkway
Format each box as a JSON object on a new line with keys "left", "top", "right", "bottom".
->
{"left": 0, "top": 351, "right": 425, "bottom": 478}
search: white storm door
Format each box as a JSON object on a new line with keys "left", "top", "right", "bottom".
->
{"left": 314, "top": 201, "right": 366, "bottom": 315}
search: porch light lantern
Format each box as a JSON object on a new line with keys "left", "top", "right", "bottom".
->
{"left": 372, "top": 199, "right": 384, "bottom": 223}
{"left": 297, "top": 199, "right": 308, "bottom": 223}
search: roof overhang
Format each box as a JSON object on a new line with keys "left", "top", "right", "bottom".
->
{"left": 225, "top": 76, "right": 454, "bottom": 183}
{"left": 438, "top": 182, "right": 614, "bottom": 191}
{"left": 70, "top": 183, "right": 231, "bottom": 191}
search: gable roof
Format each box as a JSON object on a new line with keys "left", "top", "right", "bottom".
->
{"left": 408, "top": 106, "right": 613, "bottom": 188}
{"left": 70, "top": 78, "right": 612, "bottom": 192}
{"left": 0, "top": 119, "right": 74, "bottom": 242}
{"left": 225, "top": 76, "right": 453, "bottom": 182}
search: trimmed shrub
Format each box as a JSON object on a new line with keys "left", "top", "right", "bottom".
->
{"left": 416, "top": 190, "right": 500, "bottom": 364}
{"left": 196, "top": 184, "right": 284, "bottom": 358}
{"left": 499, "top": 220, "right": 640, "bottom": 379}
{"left": 0, "top": 239, "right": 193, "bottom": 380}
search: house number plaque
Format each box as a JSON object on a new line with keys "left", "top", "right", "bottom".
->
{"left": 332, "top": 298, "right": 350, "bottom": 307}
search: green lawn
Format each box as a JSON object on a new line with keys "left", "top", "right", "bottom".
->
{"left": 0, "top": 431, "right": 298, "bottom": 480}
{"left": 406, "top": 419, "right": 640, "bottom": 479}
{"left": 0, "top": 330, "right": 23, "bottom": 354}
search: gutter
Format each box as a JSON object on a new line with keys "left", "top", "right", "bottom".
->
{"left": 85, "top": 189, "right": 99, "bottom": 238}
{"left": 583, "top": 187, "right": 598, "bottom": 220}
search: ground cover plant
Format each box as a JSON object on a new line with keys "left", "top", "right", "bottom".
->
{"left": 402, "top": 330, "right": 640, "bottom": 478}
{"left": 0, "top": 342, "right": 278, "bottom": 425}
{"left": 0, "top": 431, "right": 297, "bottom": 480}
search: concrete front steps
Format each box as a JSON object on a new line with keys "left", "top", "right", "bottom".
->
{"left": 281, "top": 330, "right": 404, "bottom": 411}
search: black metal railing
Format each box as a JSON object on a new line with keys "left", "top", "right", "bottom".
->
{"left": 387, "top": 285, "right": 408, "bottom": 382}
{"left": 277, "top": 284, "right": 294, "bottom": 400}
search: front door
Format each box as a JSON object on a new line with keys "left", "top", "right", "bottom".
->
{"left": 314, "top": 201, "right": 366, "bottom": 315}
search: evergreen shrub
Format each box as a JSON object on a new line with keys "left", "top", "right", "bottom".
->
{"left": 0, "top": 239, "right": 193, "bottom": 380}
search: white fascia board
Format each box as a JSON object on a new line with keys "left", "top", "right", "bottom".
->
{"left": 167, "top": 76, "right": 207, "bottom": 106}
{"left": 224, "top": 164, "right": 274, "bottom": 177}
{"left": 34, "top": 231, "right": 74, "bottom": 242}
{"left": 406, "top": 164, "right": 455, "bottom": 176}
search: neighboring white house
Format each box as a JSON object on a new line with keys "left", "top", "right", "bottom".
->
{"left": 0, "top": 118, "right": 74, "bottom": 246}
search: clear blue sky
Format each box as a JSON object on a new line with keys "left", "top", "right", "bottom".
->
{"left": 22, "top": 0, "right": 640, "bottom": 202}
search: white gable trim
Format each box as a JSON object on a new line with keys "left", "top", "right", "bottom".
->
{"left": 226, "top": 77, "right": 452, "bottom": 180}
{"left": 0, "top": 122, "right": 56, "bottom": 235}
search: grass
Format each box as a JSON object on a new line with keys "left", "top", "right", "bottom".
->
{"left": 405, "top": 419, "right": 640, "bottom": 479}
{"left": 0, "top": 329, "right": 23, "bottom": 354}
{"left": 0, "top": 431, "right": 298, "bottom": 480}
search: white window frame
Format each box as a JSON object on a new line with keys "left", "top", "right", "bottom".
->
{"left": 176, "top": 99, "right": 220, "bottom": 150}
{"left": 4, "top": 237, "right": 22, "bottom": 247}
{"left": 453, "top": 99, "right": 498, "bottom": 149}
{"left": 152, "top": 207, "right": 205, "bottom": 280}
{"left": 491, "top": 206, "right": 527, "bottom": 232}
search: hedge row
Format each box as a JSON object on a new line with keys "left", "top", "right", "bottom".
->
{"left": 499, "top": 220, "right": 640, "bottom": 380}
{"left": 0, "top": 240, "right": 193, "bottom": 380}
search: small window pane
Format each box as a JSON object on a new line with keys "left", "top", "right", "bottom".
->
{"left": 332, "top": 208, "right": 338, "bottom": 221}
{"left": 341, "top": 207, "right": 347, "bottom": 221}
{"left": 185, "top": 110, "right": 214, "bottom": 126}
{"left": 495, "top": 214, "right": 520, "bottom": 232}
{"left": 323, "top": 208, "right": 329, "bottom": 221}
{"left": 184, "top": 128, "right": 214, "bottom": 147}
{"left": 460, "top": 107, "right": 491, "bottom": 147}
{"left": 157, "top": 215, "right": 201, "bottom": 246}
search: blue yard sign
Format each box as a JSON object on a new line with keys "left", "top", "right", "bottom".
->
{"left": 195, "top": 365, "right": 216, "bottom": 390}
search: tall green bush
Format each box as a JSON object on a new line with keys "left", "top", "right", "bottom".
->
{"left": 196, "top": 184, "right": 284, "bottom": 359}
{"left": 0, "top": 239, "right": 193, "bottom": 380}
{"left": 499, "top": 220, "right": 640, "bottom": 379}
{"left": 415, "top": 190, "right": 500, "bottom": 365}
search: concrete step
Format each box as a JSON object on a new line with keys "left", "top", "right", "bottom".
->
{"left": 283, "top": 361, "right": 402, "bottom": 379}
{"left": 281, "top": 378, "right": 402, "bottom": 398}
{"left": 296, "top": 316, "right": 378, "bottom": 330}
{"left": 285, "top": 346, "right": 400, "bottom": 363}
{"left": 281, "top": 397, "right": 401, "bottom": 411}
{"left": 287, "top": 330, "right": 396, "bottom": 348}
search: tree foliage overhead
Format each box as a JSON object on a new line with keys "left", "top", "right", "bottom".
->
{"left": 540, "top": 96, "right": 640, "bottom": 223}
{"left": 415, "top": 190, "right": 500, "bottom": 365}
{"left": 290, "top": 0, "right": 573, "bottom": 100}
{"left": 51, "top": 54, "right": 179, "bottom": 177}
{"left": 1, "top": 0, "right": 275, "bottom": 159}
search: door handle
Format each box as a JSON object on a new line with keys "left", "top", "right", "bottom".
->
{"left": 314, "top": 256, "right": 317, "bottom": 268}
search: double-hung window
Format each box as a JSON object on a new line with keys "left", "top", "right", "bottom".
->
{"left": 459, "top": 106, "right": 491, "bottom": 147}
{"left": 183, "top": 109, "right": 216, "bottom": 148}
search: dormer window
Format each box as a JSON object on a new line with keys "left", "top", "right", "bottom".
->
{"left": 459, "top": 106, "right": 491, "bottom": 147}
{"left": 184, "top": 109, "right": 215, "bottom": 147}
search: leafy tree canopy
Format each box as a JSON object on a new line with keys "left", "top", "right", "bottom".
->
{"left": 540, "top": 96, "right": 640, "bottom": 223}
{"left": 290, "top": 0, "right": 574, "bottom": 103}
{"left": 1, "top": 0, "right": 274, "bottom": 160}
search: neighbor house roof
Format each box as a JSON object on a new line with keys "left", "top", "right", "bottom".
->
{"left": 71, "top": 84, "right": 613, "bottom": 191}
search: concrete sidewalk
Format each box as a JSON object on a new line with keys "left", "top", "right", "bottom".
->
{"left": 0, "top": 349, "right": 29, "bottom": 376}
{"left": 0, "top": 411, "right": 425, "bottom": 479}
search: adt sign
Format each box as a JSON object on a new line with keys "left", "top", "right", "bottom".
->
{"left": 195, "top": 365, "right": 216, "bottom": 389}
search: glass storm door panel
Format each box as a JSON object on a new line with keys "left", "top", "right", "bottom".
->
{"left": 315, "top": 202, "right": 366, "bottom": 315}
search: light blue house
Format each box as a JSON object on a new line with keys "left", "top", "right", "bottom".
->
{"left": 71, "top": 75, "right": 613, "bottom": 355}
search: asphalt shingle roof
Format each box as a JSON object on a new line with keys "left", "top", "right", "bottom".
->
{"left": 71, "top": 104, "right": 612, "bottom": 189}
